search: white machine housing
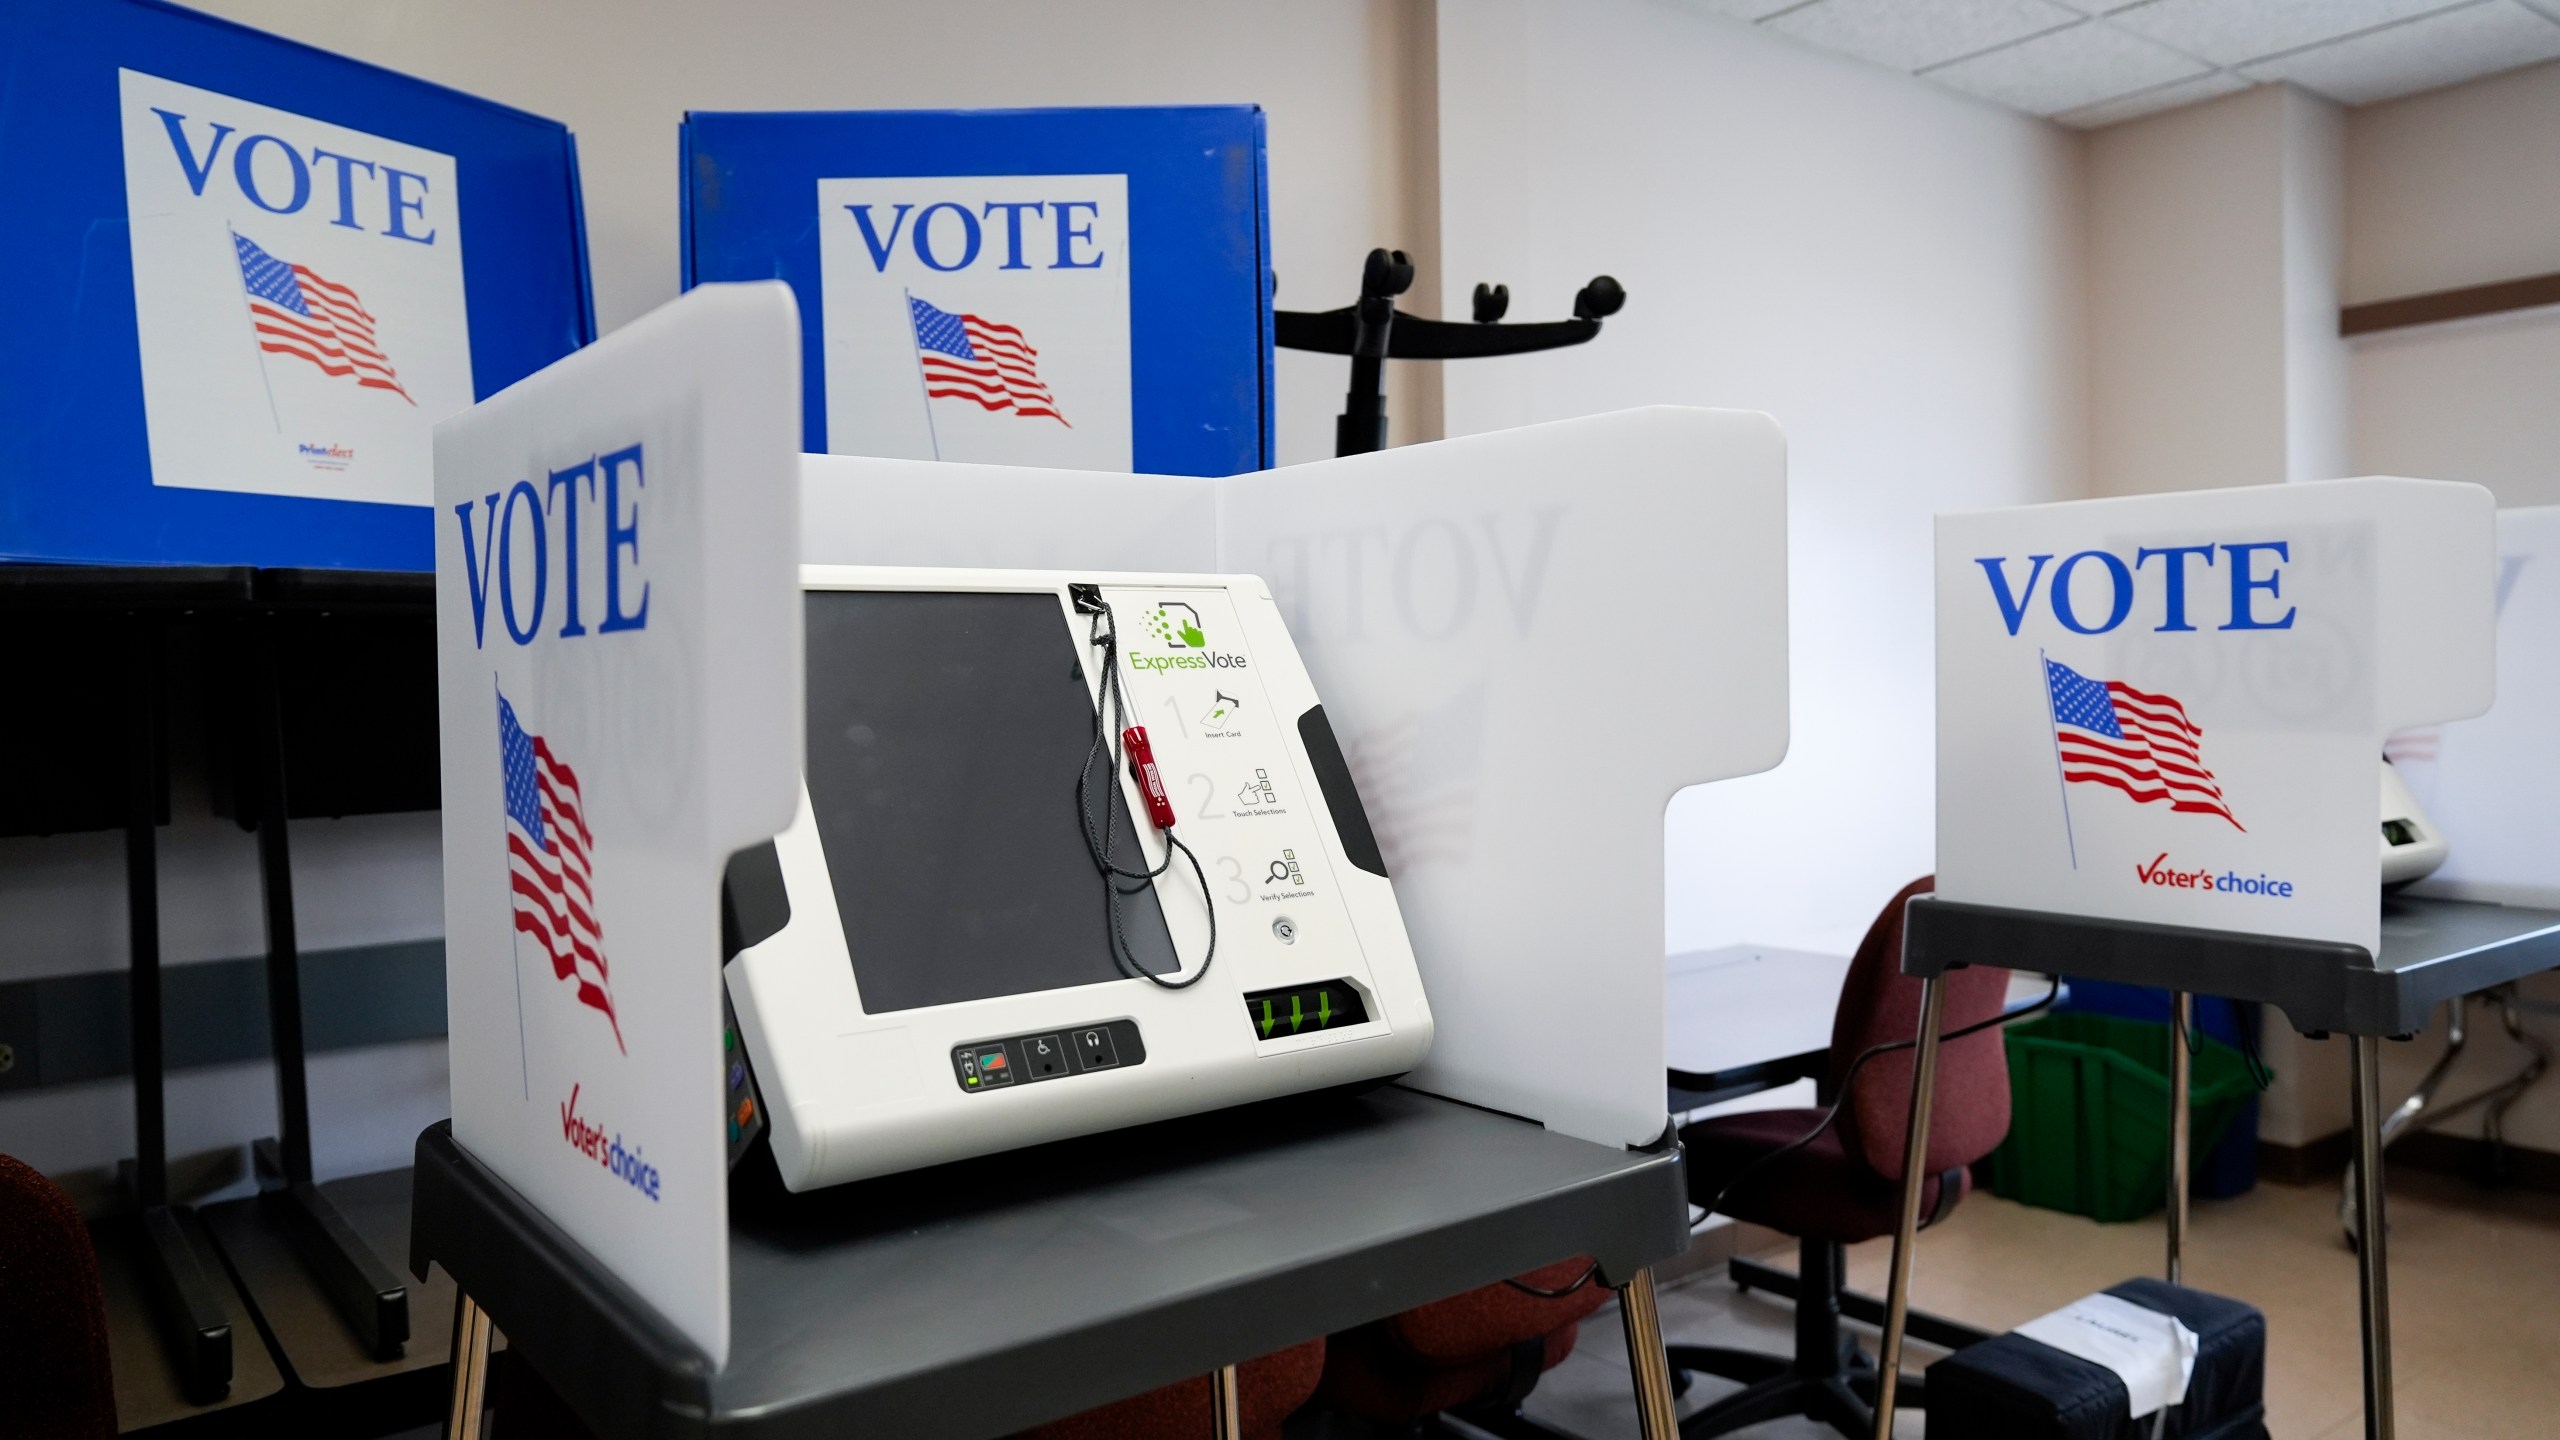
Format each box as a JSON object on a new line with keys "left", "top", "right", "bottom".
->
{"left": 2378, "top": 758, "right": 2449, "bottom": 888}
{"left": 726, "top": 566, "right": 1433, "bottom": 1190}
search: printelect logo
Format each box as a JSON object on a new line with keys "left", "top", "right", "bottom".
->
{"left": 2135, "top": 853, "right": 2294, "bottom": 899}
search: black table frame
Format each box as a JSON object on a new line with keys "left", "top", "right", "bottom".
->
{"left": 1, "top": 562, "right": 432, "bottom": 1409}
{"left": 414, "top": 1088, "right": 1695, "bottom": 1440}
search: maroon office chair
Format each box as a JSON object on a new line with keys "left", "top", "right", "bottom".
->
{"left": 1012, "top": 1337, "right": 1327, "bottom": 1440}
{"left": 1315, "top": 1254, "right": 1610, "bottom": 1436}
{"left": 0, "top": 1153, "right": 118, "bottom": 1439}
{"left": 1670, "top": 876, "right": 2012, "bottom": 1439}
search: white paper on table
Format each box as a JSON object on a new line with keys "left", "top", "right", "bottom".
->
{"left": 2013, "top": 1292, "right": 2200, "bottom": 1420}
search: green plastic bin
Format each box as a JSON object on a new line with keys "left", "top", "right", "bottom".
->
{"left": 1987, "top": 1012, "right": 2262, "bottom": 1224}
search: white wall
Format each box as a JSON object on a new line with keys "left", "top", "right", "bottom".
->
{"left": 2346, "top": 61, "right": 2560, "bottom": 510}
{"left": 1436, "top": 0, "right": 2089, "bottom": 958}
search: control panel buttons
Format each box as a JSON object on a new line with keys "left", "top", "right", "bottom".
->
{"left": 1023, "top": 1033, "right": 1070, "bottom": 1080}
{"left": 1073, "top": 1026, "right": 1120, "bottom": 1070}
{"left": 953, "top": 1020, "right": 1147, "bottom": 1094}
{"left": 953, "top": 1042, "right": 1017, "bottom": 1090}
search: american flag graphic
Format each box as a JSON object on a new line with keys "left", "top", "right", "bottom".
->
{"left": 908, "top": 295, "right": 1067, "bottom": 424}
{"left": 232, "top": 231, "right": 413, "bottom": 404}
{"left": 500, "top": 692, "right": 622, "bottom": 1051}
{"left": 2045, "top": 658, "right": 2243, "bottom": 831}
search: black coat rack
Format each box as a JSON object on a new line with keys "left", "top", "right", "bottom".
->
{"left": 1275, "top": 247, "right": 1625, "bottom": 457}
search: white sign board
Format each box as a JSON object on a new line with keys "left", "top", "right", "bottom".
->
{"left": 798, "top": 406, "right": 1791, "bottom": 1150}
{"left": 434, "top": 282, "right": 802, "bottom": 1366}
{"left": 817, "top": 174, "right": 1132, "bottom": 469}
{"left": 2398, "top": 506, "right": 2560, "bottom": 908}
{"left": 1937, "top": 478, "right": 2495, "bottom": 957}
{"left": 122, "top": 69, "right": 474, "bottom": 506}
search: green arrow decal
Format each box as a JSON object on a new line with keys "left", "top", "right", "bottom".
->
{"left": 1260, "top": 999, "right": 1275, "bottom": 1037}
{"left": 1319, "top": 990, "right": 1332, "bottom": 1027}
{"left": 1290, "top": 994, "right": 1304, "bottom": 1032}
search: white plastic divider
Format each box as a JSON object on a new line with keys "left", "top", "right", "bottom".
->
{"left": 802, "top": 406, "right": 1790, "bottom": 1150}
{"left": 2398, "top": 506, "right": 2560, "bottom": 908}
{"left": 1935, "top": 478, "right": 2496, "bottom": 957}
{"left": 434, "top": 283, "right": 804, "bottom": 1368}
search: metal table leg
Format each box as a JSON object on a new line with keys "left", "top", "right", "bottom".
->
{"left": 1618, "top": 1268, "right": 1681, "bottom": 1440}
{"left": 2342, "top": 989, "right": 2551, "bottom": 1241}
{"left": 2168, "top": 991, "right": 2192, "bottom": 1285}
{"left": 445, "top": 1290, "right": 494, "bottom": 1440}
{"left": 2348, "top": 1037, "right": 2396, "bottom": 1440}
{"left": 1870, "top": 975, "right": 1947, "bottom": 1440}
{"left": 123, "top": 620, "right": 234, "bottom": 1403}
{"left": 248, "top": 615, "right": 411, "bottom": 1359}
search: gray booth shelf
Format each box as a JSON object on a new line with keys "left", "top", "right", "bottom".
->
{"left": 1865, "top": 892, "right": 2560, "bottom": 1440}
{"left": 412, "top": 1085, "right": 1692, "bottom": 1440}
{"left": 1900, "top": 893, "right": 2560, "bottom": 1038}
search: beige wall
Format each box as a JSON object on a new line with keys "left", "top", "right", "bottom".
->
{"left": 2345, "top": 61, "right": 2560, "bottom": 509}
{"left": 2345, "top": 60, "right": 2560, "bottom": 304}
{"left": 2082, "top": 84, "right": 2349, "bottom": 500}
{"left": 2326, "top": 63, "right": 2560, "bottom": 1150}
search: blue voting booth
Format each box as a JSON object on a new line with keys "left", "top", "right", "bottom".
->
{"left": 681, "top": 106, "right": 1274, "bottom": 477}
{"left": 0, "top": 0, "right": 593, "bottom": 570}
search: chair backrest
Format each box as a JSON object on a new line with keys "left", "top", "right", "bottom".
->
{"left": 1827, "top": 877, "right": 2013, "bottom": 1184}
{"left": 0, "top": 1153, "right": 117, "bottom": 1438}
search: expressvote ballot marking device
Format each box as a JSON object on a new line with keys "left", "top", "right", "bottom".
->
{"left": 723, "top": 566, "right": 1432, "bottom": 1190}
{"left": 2379, "top": 757, "right": 2449, "bottom": 888}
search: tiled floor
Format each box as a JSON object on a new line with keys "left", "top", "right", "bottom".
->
{"left": 1521, "top": 1169, "right": 2560, "bottom": 1438}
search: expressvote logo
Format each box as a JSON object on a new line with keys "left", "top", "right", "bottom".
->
{"left": 1128, "top": 599, "right": 1251, "bottom": 675}
{"left": 119, "top": 70, "right": 474, "bottom": 508}
{"left": 817, "top": 174, "right": 1134, "bottom": 471}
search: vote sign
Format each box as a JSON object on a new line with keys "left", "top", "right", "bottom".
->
{"left": 0, "top": 0, "right": 589, "bottom": 568}
{"left": 1936, "top": 479, "right": 2495, "bottom": 955}
{"left": 124, "top": 69, "right": 472, "bottom": 508}
{"left": 435, "top": 283, "right": 802, "bottom": 1367}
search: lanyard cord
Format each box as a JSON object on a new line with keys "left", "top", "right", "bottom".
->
{"left": 1076, "top": 596, "right": 1218, "bottom": 990}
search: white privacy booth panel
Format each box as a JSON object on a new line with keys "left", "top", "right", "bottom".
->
{"left": 434, "top": 283, "right": 804, "bottom": 1367}
{"left": 1936, "top": 477, "right": 2495, "bottom": 958}
{"left": 1220, "top": 410, "right": 1789, "bottom": 1148}
{"left": 796, "top": 407, "right": 1791, "bottom": 1150}
{"left": 2397, "top": 506, "right": 2560, "bottom": 909}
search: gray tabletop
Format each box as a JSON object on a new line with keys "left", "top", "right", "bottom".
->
{"left": 1902, "top": 893, "right": 2560, "bottom": 1037}
{"left": 413, "top": 1085, "right": 1689, "bottom": 1440}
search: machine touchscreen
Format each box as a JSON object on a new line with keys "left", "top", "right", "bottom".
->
{"left": 801, "top": 589, "right": 1177, "bottom": 1013}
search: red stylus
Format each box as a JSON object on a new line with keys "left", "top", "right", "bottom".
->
{"left": 1122, "top": 726, "right": 1178, "bottom": 830}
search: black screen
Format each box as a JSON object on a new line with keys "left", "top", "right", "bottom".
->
{"left": 803, "top": 590, "right": 1177, "bottom": 1013}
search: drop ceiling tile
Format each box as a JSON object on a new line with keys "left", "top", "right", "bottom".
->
{"left": 2243, "top": 0, "right": 2560, "bottom": 103}
{"left": 1765, "top": 0, "right": 2084, "bottom": 71}
{"left": 2109, "top": 0, "right": 2468, "bottom": 66}
{"left": 2052, "top": 68, "right": 2253, "bottom": 125}
{"left": 1925, "top": 19, "right": 2213, "bottom": 113}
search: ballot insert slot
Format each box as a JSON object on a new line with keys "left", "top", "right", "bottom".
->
{"left": 1242, "top": 980, "right": 1372, "bottom": 1041}
{"left": 950, "top": 1020, "right": 1147, "bottom": 1094}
